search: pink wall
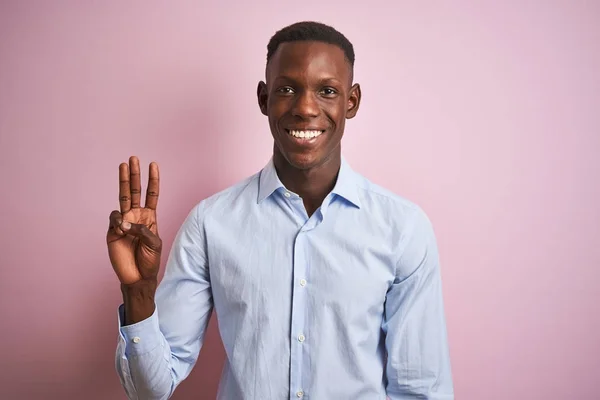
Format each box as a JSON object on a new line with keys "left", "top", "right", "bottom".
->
{"left": 1, "top": 1, "right": 598, "bottom": 399}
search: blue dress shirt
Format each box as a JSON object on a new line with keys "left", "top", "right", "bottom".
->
{"left": 115, "top": 157, "right": 454, "bottom": 399}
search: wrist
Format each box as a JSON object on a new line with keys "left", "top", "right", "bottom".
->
{"left": 121, "top": 279, "right": 157, "bottom": 325}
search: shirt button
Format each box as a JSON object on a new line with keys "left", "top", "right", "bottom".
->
{"left": 298, "top": 334, "right": 305, "bottom": 342}
{"left": 132, "top": 337, "right": 141, "bottom": 344}
{"left": 296, "top": 391, "right": 304, "bottom": 398}
{"left": 300, "top": 279, "right": 307, "bottom": 287}
{"left": 284, "top": 192, "right": 291, "bottom": 198}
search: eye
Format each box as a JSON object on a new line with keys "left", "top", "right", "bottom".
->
{"left": 276, "top": 86, "right": 295, "bottom": 95}
{"left": 320, "top": 87, "right": 338, "bottom": 97}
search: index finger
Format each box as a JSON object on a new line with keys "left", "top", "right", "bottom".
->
{"left": 119, "top": 163, "right": 131, "bottom": 213}
{"left": 145, "top": 162, "right": 160, "bottom": 210}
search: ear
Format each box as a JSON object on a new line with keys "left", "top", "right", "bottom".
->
{"left": 257, "top": 81, "right": 268, "bottom": 116}
{"left": 346, "top": 83, "right": 361, "bottom": 119}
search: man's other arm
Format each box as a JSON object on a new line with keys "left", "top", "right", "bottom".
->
{"left": 383, "top": 207, "right": 454, "bottom": 399}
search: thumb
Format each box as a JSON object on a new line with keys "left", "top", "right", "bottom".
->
{"left": 121, "top": 221, "right": 162, "bottom": 251}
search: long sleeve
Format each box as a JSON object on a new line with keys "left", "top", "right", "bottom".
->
{"left": 383, "top": 207, "right": 454, "bottom": 399}
{"left": 115, "top": 201, "right": 214, "bottom": 400}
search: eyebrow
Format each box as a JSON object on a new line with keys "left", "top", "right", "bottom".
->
{"left": 273, "top": 75, "right": 344, "bottom": 85}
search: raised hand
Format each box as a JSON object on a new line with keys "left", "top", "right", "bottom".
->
{"left": 107, "top": 156, "right": 162, "bottom": 285}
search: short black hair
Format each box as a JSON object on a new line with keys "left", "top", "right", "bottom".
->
{"left": 266, "top": 21, "right": 355, "bottom": 67}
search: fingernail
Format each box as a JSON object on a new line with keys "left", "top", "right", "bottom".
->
{"left": 121, "top": 221, "right": 131, "bottom": 230}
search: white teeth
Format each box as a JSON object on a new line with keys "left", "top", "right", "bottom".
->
{"left": 288, "top": 130, "right": 323, "bottom": 139}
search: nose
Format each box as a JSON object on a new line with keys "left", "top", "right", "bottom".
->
{"left": 291, "top": 90, "right": 319, "bottom": 119}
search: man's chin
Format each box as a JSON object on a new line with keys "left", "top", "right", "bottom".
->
{"left": 283, "top": 149, "right": 344, "bottom": 173}
{"left": 287, "top": 156, "right": 317, "bottom": 170}
{"left": 280, "top": 150, "right": 322, "bottom": 170}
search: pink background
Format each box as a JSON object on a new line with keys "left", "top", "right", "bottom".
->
{"left": 1, "top": 1, "right": 599, "bottom": 399}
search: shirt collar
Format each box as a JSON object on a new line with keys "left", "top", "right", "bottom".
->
{"left": 257, "top": 157, "right": 285, "bottom": 203}
{"left": 257, "top": 156, "right": 361, "bottom": 209}
{"left": 331, "top": 157, "right": 361, "bottom": 208}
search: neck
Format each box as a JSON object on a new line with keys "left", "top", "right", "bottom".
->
{"left": 273, "top": 147, "right": 341, "bottom": 216}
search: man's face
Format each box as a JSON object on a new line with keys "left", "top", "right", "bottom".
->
{"left": 258, "top": 41, "right": 361, "bottom": 170}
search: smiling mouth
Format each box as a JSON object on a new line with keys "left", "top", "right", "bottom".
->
{"left": 285, "top": 129, "right": 325, "bottom": 139}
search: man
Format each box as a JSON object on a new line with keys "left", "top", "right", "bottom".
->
{"left": 108, "top": 21, "right": 454, "bottom": 399}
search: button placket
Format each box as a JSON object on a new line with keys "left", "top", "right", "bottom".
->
{"left": 290, "top": 225, "right": 311, "bottom": 400}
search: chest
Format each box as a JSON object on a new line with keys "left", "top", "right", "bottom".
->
{"left": 205, "top": 210, "right": 396, "bottom": 318}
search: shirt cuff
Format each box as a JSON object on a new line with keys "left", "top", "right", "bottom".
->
{"left": 117, "top": 303, "right": 162, "bottom": 357}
